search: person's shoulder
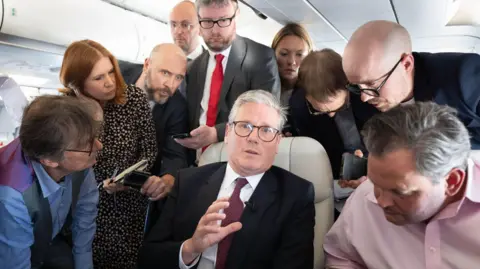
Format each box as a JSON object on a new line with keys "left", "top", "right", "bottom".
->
{"left": 239, "top": 35, "right": 274, "bottom": 55}
{"left": 124, "top": 85, "right": 148, "bottom": 104}
{"left": 268, "top": 165, "right": 313, "bottom": 192}
{"left": 178, "top": 163, "right": 226, "bottom": 181}
{"left": 170, "top": 90, "right": 187, "bottom": 107}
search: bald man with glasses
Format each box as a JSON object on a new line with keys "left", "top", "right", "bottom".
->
{"left": 343, "top": 20, "right": 480, "bottom": 149}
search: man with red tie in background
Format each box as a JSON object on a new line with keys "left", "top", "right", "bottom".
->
{"left": 175, "top": 0, "right": 281, "bottom": 155}
{"left": 138, "top": 90, "right": 314, "bottom": 269}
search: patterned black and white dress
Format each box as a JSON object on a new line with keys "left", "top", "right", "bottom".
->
{"left": 92, "top": 85, "right": 157, "bottom": 269}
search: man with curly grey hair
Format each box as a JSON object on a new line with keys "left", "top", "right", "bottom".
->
{"left": 324, "top": 101, "right": 480, "bottom": 268}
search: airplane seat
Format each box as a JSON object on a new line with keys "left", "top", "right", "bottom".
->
{"left": 471, "top": 150, "right": 480, "bottom": 162}
{"left": 199, "top": 136, "right": 334, "bottom": 269}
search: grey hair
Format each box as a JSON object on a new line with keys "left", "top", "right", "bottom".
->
{"left": 228, "top": 90, "right": 287, "bottom": 130}
{"left": 362, "top": 101, "right": 471, "bottom": 183}
{"left": 195, "top": 0, "right": 238, "bottom": 12}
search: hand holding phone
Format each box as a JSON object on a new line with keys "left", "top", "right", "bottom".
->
{"left": 171, "top": 133, "right": 192, "bottom": 139}
{"left": 340, "top": 152, "right": 367, "bottom": 181}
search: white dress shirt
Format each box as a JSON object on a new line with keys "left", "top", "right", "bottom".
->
{"left": 179, "top": 163, "right": 264, "bottom": 269}
{"left": 188, "top": 44, "right": 205, "bottom": 61}
{"left": 198, "top": 46, "right": 232, "bottom": 126}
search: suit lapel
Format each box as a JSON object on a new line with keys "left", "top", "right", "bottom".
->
{"left": 218, "top": 36, "right": 246, "bottom": 116}
{"left": 226, "top": 170, "right": 278, "bottom": 269}
{"left": 192, "top": 164, "right": 227, "bottom": 222}
{"left": 189, "top": 51, "right": 210, "bottom": 126}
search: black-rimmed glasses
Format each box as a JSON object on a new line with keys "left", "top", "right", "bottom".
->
{"left": 230, "top": 121, "right": 280, "bottom": 142}
{"left": 65, "top": 138, "right": 101, "bottom": 156}
{"left": 198, "top": 9, "right": 237, "bottom": 29}
{"left": 346, "top": 57, "right": 403, "bottom": 97}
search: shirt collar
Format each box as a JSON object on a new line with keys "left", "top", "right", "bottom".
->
{"left": 465, "top": 158, "right": 480, "bottom": 203}
{"left": 187, "top": 44, "right": 205, "bottom": 61}
{"left": 207, "top": 45, "right": 232, "bottom": 60}
{"left": 31, "top": 161, "right": 62, "bottom": 198}
{"left": 225, "top": 163, "right": 264, "bottom": 191}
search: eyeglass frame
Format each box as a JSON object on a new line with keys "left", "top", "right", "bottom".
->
{"left": 305, "top": 93, "right": 350, "bottom": 116}
{"left": 198, "top": 8, "right": 238, "bottom": 29}
{"left": 229, "top": 121, "right": 280, "bottom": 142}
{"left": 169, "top": 21, "right": 196, "bottom": 31}
{"left": 346, "top": 56, "right": 404, "bottom": 97}
{"left": 65, "top": 137, "right": 101, "bottom": 156}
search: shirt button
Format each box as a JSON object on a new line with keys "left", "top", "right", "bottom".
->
{"left": 429, "top": 247, "right": 436, "bottom": 252}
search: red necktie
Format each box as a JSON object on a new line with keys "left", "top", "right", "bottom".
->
{"left": 202, "top": 54, "right": 224, "bottom": 152}
{"left": 206, "top": 54, "right": 224, "bottom": 127}
{"left": 215, "top": 178, "right": 248, "bottom": 269}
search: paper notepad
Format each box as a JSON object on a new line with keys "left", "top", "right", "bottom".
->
{"left": 113, "top": 159, "right": 148, "bottom": 183}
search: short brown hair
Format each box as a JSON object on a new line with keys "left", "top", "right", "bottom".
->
{"left": 59, "top": 39, "right": 127, "bottom": 105}
{"left": 271, "top": 23, "right": 313, "bottom": 52}
{"left": 20, "top": 95, "right": 100, "bottom": 162}
{"left": 297, "top": 48, "right": 348, "bottom": 103}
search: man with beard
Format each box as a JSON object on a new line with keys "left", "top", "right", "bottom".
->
{"left": 120, "top": 43, "right": 189, "bottom": 191}
{"left": 170, "top": 1, "right": 205, "bottom": 97}
{"left": 175, "top": 0, "right": 281, "bottom": 158}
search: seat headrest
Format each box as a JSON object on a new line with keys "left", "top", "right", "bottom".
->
{"left": 199, "top": 137, "right": 333, "bottom": 203}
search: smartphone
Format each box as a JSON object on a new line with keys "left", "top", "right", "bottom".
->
{"left": 123, "top": 170, "right": 151, "bottom": 190}
{"left": 340, "top": 152, "right": 367, "bottom": 180}
{"left": 171, "top": 133, "right": 192, "bottom": 139}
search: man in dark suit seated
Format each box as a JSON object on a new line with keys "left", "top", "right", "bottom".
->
{"left": 342, "top": 20, "right": 480, "bottom": 149}
{"left": 119, "top": 43, "right": 190, "bottom": 197}
{"left": 175, "top": 0, "right": 281, "bottom": 153}
{"left": 137, "top": 90, "right": 315, "bottom": 269}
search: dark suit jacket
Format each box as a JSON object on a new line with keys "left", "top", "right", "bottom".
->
{"left": 150, "top": 91, "right": 189, "bottom": 176}
{"left": 137, "top": 163, "right": 315, "bottom": 269}
{"left": 118, "top": 62, "right": 189, "bottom": 176}
{"left": 351, "top": 52, "right": 480, "bottom": 149}
{"left": 186, "top": 35, "right": 281, "bottom": 142}
{"left": 118, "top": 60, "right": 144, "bottom": 86}
{"left": 289, "top": 88, "right": 371, "bottom": 178}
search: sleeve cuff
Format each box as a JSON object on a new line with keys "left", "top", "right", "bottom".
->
{"left": 179, "top": 242, "right": 201, "bottom": 269}
{"left": 74, "top": 251, "right": 94, "bottom": 269}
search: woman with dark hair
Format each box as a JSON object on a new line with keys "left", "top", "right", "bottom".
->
{"left": 271, "top": 22, "right": 313, "bottom": 107}
{"left": 60, "top": 39, "right": 159, "bottom": 268}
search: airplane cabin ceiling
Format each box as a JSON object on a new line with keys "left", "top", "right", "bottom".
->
{"left": 243, "top": 0, "right": 480, "bottom": 54}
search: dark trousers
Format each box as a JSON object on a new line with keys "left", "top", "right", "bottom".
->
{"left": 40, "top": 235, "right": 74, "bottom": 269}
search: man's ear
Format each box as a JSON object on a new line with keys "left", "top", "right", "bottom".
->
{"left": 143, "top": 58, "right": 150, "bottom": 73}
{"left": 224, "top": 123, "right": 231, "bottom": 144}
{"left": 39, "top": 158, "right": 60, "bottom": 169}
{"left": 445, "top": 168, "right": 466, "bottom": 197}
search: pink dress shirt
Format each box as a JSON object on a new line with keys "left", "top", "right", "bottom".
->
{"left": 324, "top": 159, "right": 480, "bottom": 269}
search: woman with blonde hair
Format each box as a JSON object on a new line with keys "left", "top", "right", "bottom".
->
{"left": 60, "top": 39, "right": 159, "bottom": 268}
{"left": 271, "top": 22, "right": 313, "bottom": 106}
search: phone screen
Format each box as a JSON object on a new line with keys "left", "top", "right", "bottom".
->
{"left": 171, "top": 133, "right": 192, "bottom": 139}
{"left": 340, "top": 153, "right": 367, "bottom": 180}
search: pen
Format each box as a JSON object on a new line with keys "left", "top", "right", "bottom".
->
{"left": 97, "top": 166, "right": 118, "bottom": 189}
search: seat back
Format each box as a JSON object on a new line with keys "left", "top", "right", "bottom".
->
{"left": 199, "top": 137, "right": 334, "bottom": 269}
{"left": 471, "top": 150, "right": 480, "bottom": 162}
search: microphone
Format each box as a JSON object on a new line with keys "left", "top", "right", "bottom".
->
{"left": 245, "top": 201, "right": 256, "bottom": 212}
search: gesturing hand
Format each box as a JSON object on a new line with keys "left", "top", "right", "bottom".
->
{"left": 182, "top": 197, "right": 242, "bottom": 264}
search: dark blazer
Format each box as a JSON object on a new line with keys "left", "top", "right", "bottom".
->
{"left": 118, "top": 62, "right": 189, "bottom": 175}
{"left": 118, "top": 60, "right": 144, "bottom": 86}
{"left": 186, "top": 35, "right": 281, "bottom": 141}
{"left": 289, "top": 88, "right": 371, "bottom": 178}
{"left": 351, "top": 52, "right": 480, "bottom": 149}
{"left": 150, "top": 91, "right": 189, "bottom": 176}
{"left": 137, "top": 163, "right": 315, "bottom": 269}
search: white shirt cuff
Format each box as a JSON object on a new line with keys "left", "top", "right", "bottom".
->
{"left": 179, "top": 242, "right": 201, "bottom": 269}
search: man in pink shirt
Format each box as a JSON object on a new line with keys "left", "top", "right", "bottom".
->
{"left": 323, "top": 101, "right": 480, "bottom": 269}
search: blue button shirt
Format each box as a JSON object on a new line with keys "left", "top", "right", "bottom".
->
{"left": 0, "top": 161, "right": 99, "bottom": 269}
